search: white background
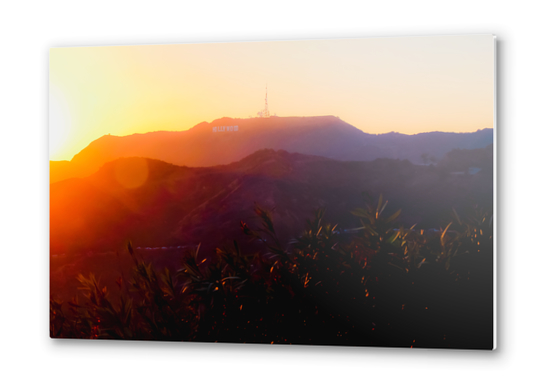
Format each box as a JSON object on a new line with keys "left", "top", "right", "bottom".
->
{"left": 1, "top": 1, "right": 540, "bottom": 383}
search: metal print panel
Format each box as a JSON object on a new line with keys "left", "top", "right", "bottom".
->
{"left": 49, "top": 34, "right": 495, "bottom": 349}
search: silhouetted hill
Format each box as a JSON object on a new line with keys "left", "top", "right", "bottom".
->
{"left": 50, "top": 149, "right": 493, "bottom": 255}
{"left": 50, "top": 116, "right": 493, "bottom": 183}
{"left": 438, "top": 144, "right": 493, "bottom": 172}
{"left": 50, "top": 160, "right": 77, "bottom": 184}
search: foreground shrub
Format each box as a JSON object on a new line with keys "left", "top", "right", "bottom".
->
{"left": 51, "top": 196, "right": 493, "bottom": 349}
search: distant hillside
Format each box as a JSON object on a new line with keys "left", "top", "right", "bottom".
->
{"left": 50, "top": 116, "right": 493, "bottom": 183}
{"left": 50, "top": 160, "right": 77, "bottom": 184}
{"left": 50, "top": 149, "right": 493, "bottom": 254}
{"left": 438, "top": 144, "right": 493, "bottom": 172}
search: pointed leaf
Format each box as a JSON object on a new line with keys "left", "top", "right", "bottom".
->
{"left": 385, "top": 209, "right": 402, "bottom": 223}
{"left": 440, "top": 222, "right": 453, "bottom": 246}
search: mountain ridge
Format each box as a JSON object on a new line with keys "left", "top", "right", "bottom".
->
{"left": 50, "top": 116, "right": 493, "bottom": 183}
{"left": 50, "top": 148, "right": 493, "bottom": 254}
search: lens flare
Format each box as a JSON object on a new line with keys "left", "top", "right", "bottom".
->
{"left": 114, "top": 158, "right": 149, "bottom": 189}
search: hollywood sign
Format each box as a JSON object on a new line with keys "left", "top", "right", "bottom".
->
{"left": 212, "top": 125, "right": 239, "bottom": 132}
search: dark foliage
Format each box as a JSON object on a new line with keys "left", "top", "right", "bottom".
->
{"left": 51, "top": 196, "right": 493, "bottom": 349}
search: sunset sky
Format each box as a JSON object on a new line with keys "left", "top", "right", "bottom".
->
{"left": 49, "top": 34, "right": 494, "bottom": 161}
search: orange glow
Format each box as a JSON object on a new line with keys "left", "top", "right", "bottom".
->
{"left": 49, "top": 35, "right": 494, "bottom": 161}
{"left": 114, "top": 158, "right": 149, "bottom": 189}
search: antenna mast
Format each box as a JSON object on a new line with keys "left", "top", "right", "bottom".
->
{"left": 257, "top": 85, "right": 271, "bottom": 118}
{"left": 264, "top": 85, "right": 270, "bottom": 118}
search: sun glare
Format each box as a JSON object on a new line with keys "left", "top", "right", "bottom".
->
{"left": 114, "top": 158, "right": 149, "bottom": 189}
{"left": 49, "top": 86, "right": 72, "bottom": 160}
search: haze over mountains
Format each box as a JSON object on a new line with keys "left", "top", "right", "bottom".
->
{"left": 50, "top": 116, "right": 494, "bottom": 313}
{"left": 50, "top": 116, "right": 493, "bottom": 183}
{"left": 50, "top": 148, "right": 493, "bottom": 254}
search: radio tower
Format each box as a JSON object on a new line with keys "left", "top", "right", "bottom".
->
{"left": 256, "top": 85, "right": 271, "bottom": 118}
{"left": 263, "top": 85, "right": 270, "bottom": 118}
